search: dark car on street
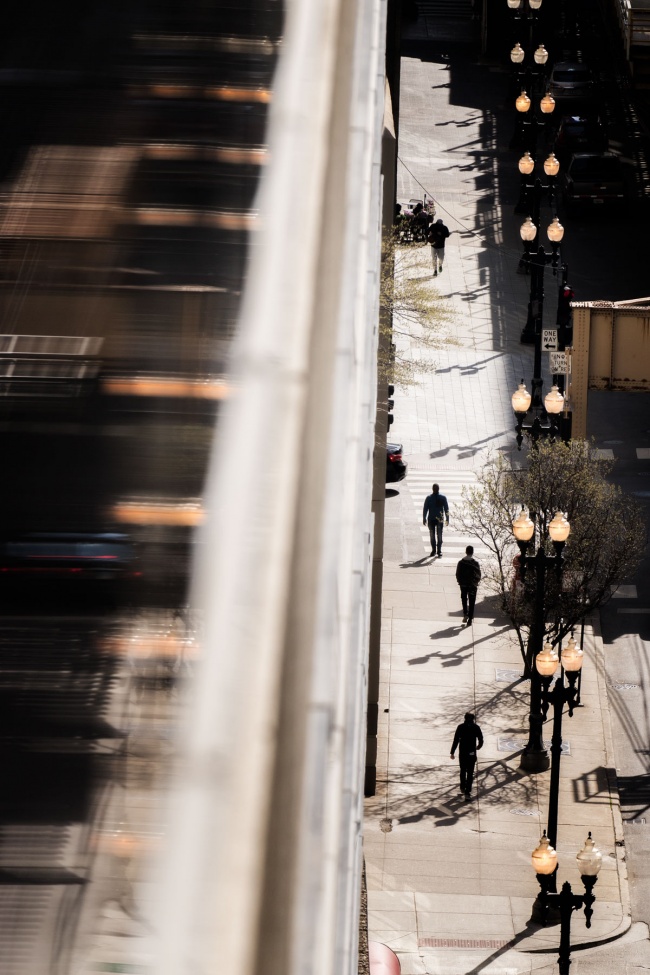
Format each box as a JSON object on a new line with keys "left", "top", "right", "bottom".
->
{"left": 386, "top": 443, "right": 407, "bottom": 483}
{"left": 563, "top": 152, "right": 627, "bottom": 209}
{"left": 554, "top": 115, "right": 607, "bottom": 162}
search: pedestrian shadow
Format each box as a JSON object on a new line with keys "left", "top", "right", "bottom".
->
{"left": 406, "top": 624, "right": 510, "bottom": 666}
{"left": 422, "top": 646, "right": 472, "bottom": 667}
{"left": 385, "top": 488, "right": 400, "bottom": 498}
{"left": 429, "top": 624, "right": 464, "bottom": 640}
{"left": 399, "top": 556, "right": 435, "bottom": 569}
{"left": 387, "top": 754, "right": 532, "bottom": 829}
{"left": 435, "top": 352, "right": 505, "bottom": 373}
{"left": 428, "top": 432, "right": 506, "bottom": 458}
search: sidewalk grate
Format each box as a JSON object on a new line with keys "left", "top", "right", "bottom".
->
{"left": 498, "top": 736, "right": 570, "bottom": 755}
{"left": 419, "top": 937, "right": 513, "bottom": 949}
{"left": 495, "top": 668, "right": 524, "bottom": 683}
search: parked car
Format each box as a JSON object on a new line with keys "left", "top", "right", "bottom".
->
{"left": 563, "top": 152, "right": 627, "bottom": 209}
{"left": 386, "top": 443, "right": 407, "bottom": 483}
{"left": 548, "top": 61, "right": 595, "bottom": 107}
{"left": 554, "top": 115, "right": 607, "bottom": 162}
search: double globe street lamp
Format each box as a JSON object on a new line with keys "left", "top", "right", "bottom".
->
{"left": 531, "top": 832, "right": 602, "bottom": 974}
{"left": 513, "top": 86, "right": 555, "bottom": 153}
{"left": 510, "top": 41, "right": 549, "bottom": 99}
{"left": 515, "top": 150, "right": 560, "bottom": 216}
{"left": 512, "top": 508, "right": 571, "bottom": 772}
{"left": 534, "top": 636, "right": 584, "bottom": 861}
{"left": 512, "top": 205, "right": 572, "bottom": 446}
{"left": 507, "top": 0, "right": 544, "bottom": 55}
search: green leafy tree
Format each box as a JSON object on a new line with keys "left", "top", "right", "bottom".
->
{"left": 458, "top": 439, "right": 646, "bottom": 667}
{"left": 378, "top": 227, "right": 456, "bottom": 388}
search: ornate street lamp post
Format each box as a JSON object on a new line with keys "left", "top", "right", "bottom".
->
{"left": 519, "top": 206, "right": 564, "bottom": 336}
{"left": 535, "top": 635, "right": 585, "bottom": 887}
{"left": 510, "top": 41, "right": 549, "bottom": 99}
{"left": 513, "top": 84, "right": 555, "bottom": 153}
{"left": 507, "top": 0, "right": 544, "bottom": 59}
{"left": 511, "top": 211, "right": 572, "bottom": 447}
{"left": 516, "top": 152, "right": 560, "bottom": 218}
{"left": 512, "top": 509, "right": 570, "bottom": 773}
{"left": 531, "top": 832, "right": 602, "bottom": 974}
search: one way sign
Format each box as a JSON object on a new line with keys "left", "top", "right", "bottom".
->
{"left": 542, "top": 329, "right": 558, "bottom": 351}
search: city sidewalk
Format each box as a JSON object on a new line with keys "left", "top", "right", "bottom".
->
{"left": 364, "top": 15, "right": 631, "bottom": 975}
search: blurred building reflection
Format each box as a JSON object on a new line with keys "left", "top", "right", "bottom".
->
{"left": 0, "top": 2, "right": 280, "bottom": 973}
{"left": 0, "top": 0, "right": 390, "bottom": 973}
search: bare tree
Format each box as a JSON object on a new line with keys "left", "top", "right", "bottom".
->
{"left": 458, "top": 440, "right": 647, "bottom": 666}
{"left": 378, "top": 227, "right": 456, "bottom": 388}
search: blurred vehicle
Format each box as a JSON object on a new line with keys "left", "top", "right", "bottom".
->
{"left": 386, "top": 443, "right": 407, "bottom": 483}
{"left": 554, "top": 115, "right": 607, "bottom": 161}
{"left": 0, "top": 335, "right": 103, "bottom": 425}
{"left": 0, "top": 532, "right": 138, "bottom": 605}
{"left": 548, "top": 62, "right": 595, "bottom": 107}
{"left": 563, "top": 152, "right": 627, "bottom": 208}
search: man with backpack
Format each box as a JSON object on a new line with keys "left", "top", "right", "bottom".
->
{"left": 455, "top": 544, "right": 481, "bottom": 626}
{"left": 427, "top": 218, "right": 451, "bottom": 276}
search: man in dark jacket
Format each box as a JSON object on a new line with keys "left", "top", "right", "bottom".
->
{"left": 427, "top": 218, "right": 451, "bottom": 276}
{"left": 455, "top": 545, "right": 481, "bottom": 625}
{"left": 450, "top": 712, "right": 483, "bottom": 799}
{"left": 422, "top": 483, "right": 449, "bottom": 557}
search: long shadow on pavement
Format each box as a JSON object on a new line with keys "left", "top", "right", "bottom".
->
{"left": 384, "top": 753, "right": 532, "bottom": 829}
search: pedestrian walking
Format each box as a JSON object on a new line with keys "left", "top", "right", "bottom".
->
{"left": 427, "top": 218, "right": 450, "bottom": 276}
{"left": 455, "top": 545, "right": 481, "bottom": 626}
{"left": 450, "top": 712, "right": 483, "bottom": 800}
{"left": 422, "top": 483, "right": 449, "bottom": 557}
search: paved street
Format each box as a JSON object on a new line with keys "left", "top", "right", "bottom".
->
{"left": 365, "top": 10, "right": 650, "bottom": 975}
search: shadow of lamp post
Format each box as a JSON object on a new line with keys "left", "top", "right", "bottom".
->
{"left": 512, "top": 509, "right": 571, "bottom": 773}
{"left": 531, "top": 832, "right": 602, "bottom": 974}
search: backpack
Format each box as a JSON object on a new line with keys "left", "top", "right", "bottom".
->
{"left": 428, "top": 224, "right": 448, "bottom": 248}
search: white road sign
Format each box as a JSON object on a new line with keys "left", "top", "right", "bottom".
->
{"left": 550, "top": 351, "right": 571, "bottom": 374}
{"left": 542, "top": 329, "right": 558, "bottom": 351}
